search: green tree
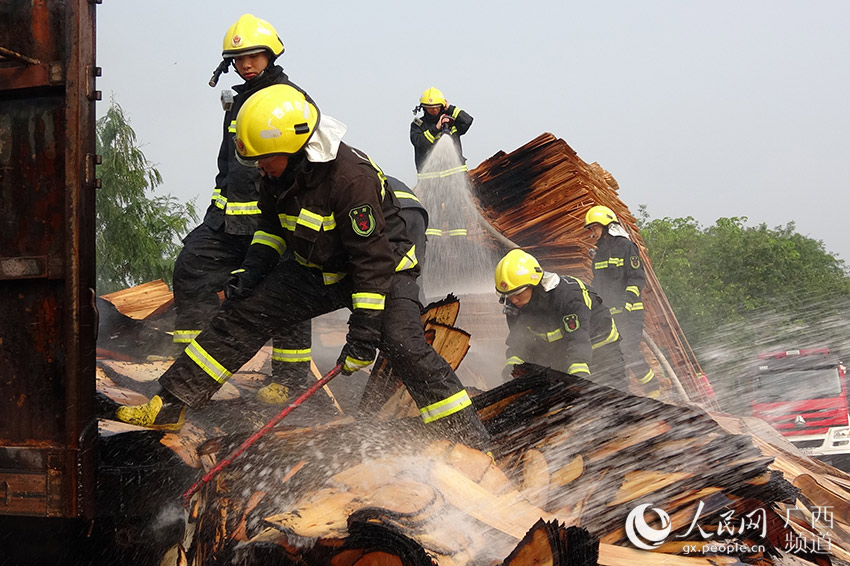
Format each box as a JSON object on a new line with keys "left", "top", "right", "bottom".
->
{"left": 95, "top": 99, "right": 197, "bottom": 294}
{"left": 638, "top": 206, "right": 850, "bottom": 412}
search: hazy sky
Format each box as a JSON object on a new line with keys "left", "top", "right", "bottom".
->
{"left": 97, "top": 1, "right": 850, "bottom": 263}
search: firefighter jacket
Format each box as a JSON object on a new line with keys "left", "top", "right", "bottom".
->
{"left": 410, "top": 105, "right": 473, "bottom": 173}
{"left": 591, "top": 230, "right": 646, "bottom": 316}
{"left": 504, "top": 273, "right": 620, "bottom": 377}
{"left": 242, "top": 139, "right": 418, "bottom": 321}
{"left": 387, "top": 176, "right": 428, "bottom": 261}
{"left": 203, "top": 65, "right": 311, "bottom": 235}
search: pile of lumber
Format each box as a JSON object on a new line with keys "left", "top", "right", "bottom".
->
{"left": 467, "top": 133, "right": 715, "bottom": 408}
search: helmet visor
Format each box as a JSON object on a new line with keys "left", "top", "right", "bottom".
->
{"left": 234, "top": 150, "right": 259, "bottom": 168}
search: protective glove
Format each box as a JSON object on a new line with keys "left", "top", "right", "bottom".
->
{"left": 337, "top": 309, "right": 382, "bottom": 375}
{"left": 224, "top": 268, "right": 262, "bottom": 301}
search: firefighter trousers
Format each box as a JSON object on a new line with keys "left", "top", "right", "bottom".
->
{"left": 160, "top": 261, "right": 487, "bottom": 444}
{"left": 590, "top": 339, "right": 627, "bottom": 392}
{"left": 612, "top": 310, "right": 658, "bottom": 395}
{"left": 171, "top": 222, "right": 311, "bottom": 381}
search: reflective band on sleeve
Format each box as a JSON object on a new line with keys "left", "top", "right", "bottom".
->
{"left": 446, "top": 228, "right": 467, "bottom": 237}
{"left": 625, "top": 302, "right": 644, "bottom": 312}
{"left": 638, "top": 368, "right": 655, "bottom": 385}
{"left": 212, "top": 188, "right": 226, "bottom": 209}
{"left": 609, "top": 257, "right": 624, "bottom": 267}
{"left": 251, "top": 231, "right": 286, "bottom": 255}
{"left": 416, "top": 164, "right": 468, "bottom": 180}
{"left": 185, "top": 339, "right": 232, "bottom": 384}
{"left": 425, "top": 228, "right": 443, "bottom": 237}
{"left": 272, "top": 348, "right": 312, "bottom": 363}
{"left": 225, "top": 200, "right": 261, "bottom": 215}
{"left": 625, "top": 285, "right": 641, "bottom": 297}
{"left": 424, "top": 130, "right": 436, "bottom": 144}
{"left": 396, "top": 244, "right": 418, "bottom": 272}
{"left": 228, "top": 119, "right": 236, "bottom": 134}
{"left": 279, "top": 213, "right": 297, "bottom": 231}
{"left": 173, "top": 330, "right": 200, "bottom": 344}
{"left": 568, "top": 362, "right": 590, "bottom": 376}
{"left": 393, "top": 190, "right": 421, "bottom": 204}
{"left": 419, "top": 389, "right": 473, "bottom": 424}
{"left": 451, "top": 107, "right": 462, "bottom": 119}
{"left": 297, "top": 209, "right": 336, "bottom": 232}
{"left": 592, "top": 319, "right": 620, "bottom": 350}
{"left": 505, "top": 356, "right": 525, "bottom": 366}
{"left": 352, "top": 292, "right": 386, "bottom": 310}
{"left": 322, "top": 272, "right": 347, "bottom": 285}
{"left": 531, "top": 327, "right": 564, "bottom": 342}
{"left": 609, "top": 306, "right": 624, "bottom": 315}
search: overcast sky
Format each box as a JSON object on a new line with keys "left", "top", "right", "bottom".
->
{"left": 97, "top": 1, "right": 850, "bottom": 263}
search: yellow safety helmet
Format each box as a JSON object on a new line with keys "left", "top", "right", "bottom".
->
{"left": 494, "top": 249, "right": 543, "bottom": 296}
{"left": 584, "top": 205, "right": 618, "bottom": 228}
{"left": 419, "top": 86, "right": 447, "bottom": 108}
{"left": 234, "top": 84, "right": 320, "bottom": 159}
{"left": 222, "top": 14, "right": 285, "bottom": 59}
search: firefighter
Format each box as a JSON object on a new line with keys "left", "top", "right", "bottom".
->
{"left": 494, "top": 249, "right": 626, "bottom": 389}
{"left": 584, "top": 205, "right": 660, "bottom": 398}
{"left": 172, "top": 14, "right": 317, "bottom": 408}
{"left": 115, "top": 85, "right": 490, "bottom": 450}
{"left": 410, "top": 86, "right": 473, "bottom": 178}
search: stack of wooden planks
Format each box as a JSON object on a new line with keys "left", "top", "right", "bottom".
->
{"left": 467, "top": 133, "right": 716, "bottom": 408}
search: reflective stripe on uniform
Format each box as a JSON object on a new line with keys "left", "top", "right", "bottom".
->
{"left": 446, "top": 228, "right": 467, "bottom": 237}
{"left": 505, "top": 356, "right": 525, "bottom": 366}
{"left": 638, "top": 368, "right": 655, "bottom": 385}
{"left": 396, "top": 244, "right": 418, "bottom": 272}
{"left": 292, "top": 252, "right": 346, "bottom": 285}
{"left": 416, "top": 164, "right": 468, "bottom": 180}
{"left": 425, "top": 228, "right": 443, "bottom": 237}
{"left": 568, "top": 362, "right": 590, "bottom": 376}
{"left": 211, "top": 188, "right": 226, "bottom": 209}
{"left": 173, "top": 330, "right": 200, "bottom": 344}
{"left": 531, "top": 327, "right": 564, "bottom": 343}
{"left": 625, "top": 302, "right": 644, "bottom": 312}
{"left": 251, "top": 231, "right": 286, "bottom": 254}
{"left": 185, "top": 339, "right": 232, "bottom": 384}
{"left": 609, "top": 306, "right": 624, "bottom": 315}
{"left": 225, "top": 200, "right": 261, "bottom": 215}
{"left": 352, "top": 292, "right": 386, "bottom": 311}
{"left": 594, "top": 257, "right": 624, "bottom": 269}
{"left": 592, "top": 319, "right": 620, "bottom": 350}
{"left": 279, "top": 209, "right": 336, "bottom": 233}
{"left": 419, "top": 389, "right": 473, "bottom": 424}
{"left": 626, "top": 285, "right": 641, "bottom": 297}
{"left": 424, "top": 130, "right": 436, "bottom": 144}
{"left": 393, "top": 190, "right": 421, "bottom": 204}
{"left": 565, "top": 275, "right": 592, "bottom": 309}
{"left": 272, "top": 348, "right": 312, "bottom": 363}
{"left": 228, "top": 119, "right": 236, "bottom": 134}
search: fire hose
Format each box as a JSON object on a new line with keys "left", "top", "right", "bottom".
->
{"left": 181, "top": 363, "right": 343, "bottom": 505}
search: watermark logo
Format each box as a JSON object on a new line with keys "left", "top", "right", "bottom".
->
{"left": 625, "top": 503, "right": 671, "bottom": 550}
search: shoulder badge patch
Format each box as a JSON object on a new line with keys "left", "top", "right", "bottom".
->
{"left": 563, "top": 314, "right": 580, "bottom": 332}
{"left": 349, "top": 205, "right": 375, "bottom": 237}
{"left": 630, "top": 255, "right": 641, "bottom": 269}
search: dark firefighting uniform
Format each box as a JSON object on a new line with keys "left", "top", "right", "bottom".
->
{"left": 410, "top": 105, "right": 473, "bottom": 177}
{"left": 171, "top": 64, "right": 312, "bottom": 387}
{"left": 160, "top": 142, "right": 488, "bottom": 446}
{"left": 504, "top": 273, "right": 625, "bottom": 389}
{"left": 591, "top": 229, "right": 660, "bottom": 397}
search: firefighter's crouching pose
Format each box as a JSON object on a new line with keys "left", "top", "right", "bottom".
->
{"left": 495, "top": 249, "right": 626, "bottom": 389}
{"left": 584, "top": 205, "right": 660, "bottom": 398}
{"left": 116, "top": 84, "right": 490, "bottom": 450}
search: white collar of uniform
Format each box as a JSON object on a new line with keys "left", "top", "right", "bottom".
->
{"left": 304, "top": 114, "right": 347, "bottom": 163}
{"left": 540, "top": 271, "right": 561, "bottom": 292}
{"left": 607, "top": 223, "right": 631, "bottom": 240}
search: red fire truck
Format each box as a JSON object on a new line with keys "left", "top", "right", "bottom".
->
{"left": 750, "top": 348, "right": 850, "bottom": 468}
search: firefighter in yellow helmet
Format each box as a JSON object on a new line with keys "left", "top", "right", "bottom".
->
{"left": 410, "top": 86, "right": 473, "bottom": 175}
{"left": 116, "top": 85, "right": 490, "bottom": 451}
{"left": 494, "top": 249, "right": 626, "bottom": 389}
{"left": 171, "top": 14, "right": 322, "bottom": 412}
{"left": 584, "top": 205, "right": 660, "bottom": 398}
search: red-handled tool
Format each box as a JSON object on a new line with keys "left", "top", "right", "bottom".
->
{"left": 181, "top": 363, "right": 343, "bottom": 506}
